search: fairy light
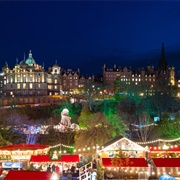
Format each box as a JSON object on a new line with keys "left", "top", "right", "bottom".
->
{"left": 136, "top": 137, "right": 180, "bottom": 145}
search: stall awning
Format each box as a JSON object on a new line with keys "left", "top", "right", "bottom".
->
{"left": 30, "top": 155, "right": 50, "bottom": 162}
{"left": 102, "top": 158, "right": 148, "bottom": 167}
{"left": 152, "top": 158, "right": 180, "bottom": 167}
{"left": 149, "top": 146, "right": 180, "bottom": 152}
{"left": 4, "top": 171, "right": 52, "bottom": 180}
{"left": 60, "top": 154, "right": 80, "bottom": 162}
{"left": 0, "top": 144, "right": 49, "bottom": 151}
{"left": 30, "top": 155, "right": 80, "bottom": 162}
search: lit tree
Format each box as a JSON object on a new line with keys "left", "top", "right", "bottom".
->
{"left": 133, "top": 112, "right": 155, "bottom": 142}
{"left": 77, "top": 104, "right": 93, "bottom": 129}
{"left": 75, "top": 112, "right": 114, "bottom": 152}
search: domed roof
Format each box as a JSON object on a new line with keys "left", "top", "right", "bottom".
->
{"left": 25, "top": 50, "right": 36, "bottom": 66}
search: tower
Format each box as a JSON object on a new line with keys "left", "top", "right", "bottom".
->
{"left": 158, "top": 42, "right": 168, "bottom": 71}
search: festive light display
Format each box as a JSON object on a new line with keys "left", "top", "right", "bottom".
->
{"left": 136, "top": 137, "right": 180, "bottom": 145}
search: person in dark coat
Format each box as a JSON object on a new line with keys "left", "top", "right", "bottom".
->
{"left": 92, "top": 159, "right": 97, "bottom": 169}
{"left": 47, "top": 165, "right": 51, "bottom": 172}
{"left": 67, "top": 169, "right": 73, "bottom": 180}
{"left": 52, "top": 164, "right": 56, "bottom": 172}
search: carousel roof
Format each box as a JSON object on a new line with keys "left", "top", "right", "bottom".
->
{"left": 101, "top": 136, "right": 148, "bottom": 152}
{"left": 0, "top": 144, "right": 49, "bottom": 151}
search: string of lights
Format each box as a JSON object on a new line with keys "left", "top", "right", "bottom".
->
{"left": 50, "top": 143, "right": 74, "bottom": 149}
{"left": 136, "top": 137, "right": 180, "bottom": 145}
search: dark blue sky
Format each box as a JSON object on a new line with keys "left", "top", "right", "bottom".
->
{"left": 0, "top": 1, "right": 180, "bottom": 76}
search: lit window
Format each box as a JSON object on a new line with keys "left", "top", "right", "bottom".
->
{"left": 30, "top": 83, "right": 33, "bottom": 89}
{"left": 23, "top": 75, "right": 26, "bottom": 82}
{"left": 55, "top": 79, "right": 57, "bottom": 84}
{"left": 54, "top": 85, "right": 57, "bottom": 89}
{"left": 17, "top": 76, "right": 20, "bottom": 82}
{"left": 17, "top": 84, "right": 20, "bottom": 89}
{"left": 48, "top": 85, "right": 52, "bottom": 89}
{"left": 30, "top": 76, "right": 33, "bottom": 82}
{"left": 38, "top": 84, "right": 41, "bottom": 88}
{"left": 48, "top": 79, "right": 52, "bottom": 83}
{"left": 23, "top": 83, "right": 26, "bottom": 89}
{"left": 10, "top": 76, "right": 13, "bottom": 83}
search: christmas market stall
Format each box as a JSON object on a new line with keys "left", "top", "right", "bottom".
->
{"left": 29, "top": 154, "right": 80, "bottom": 178}
{"left": 99, "top": 137, "right": 150, "bottom": 179}
{"left": 148, "top": 145, "right": 180, "bottom": 158}
{"left": 0, "top": 144, "right": 49, "bottom": 169}
{"left": 149, "top": 158, "right": 180, "bottom": 179}
{"left": 99, "top": 136, "right": 149, "bottom": 158}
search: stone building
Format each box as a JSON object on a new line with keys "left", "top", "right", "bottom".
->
{"left": 0, "top": 50, "right": 93, "bottom": 106}
{"left": 102, "top": 43, "right": 176, "bottom": 96}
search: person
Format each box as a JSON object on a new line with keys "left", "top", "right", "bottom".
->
{"left": 47, "top": 165, "right": 51, "bottom": 172}
{"left": 92, "top": 159, "right": 97, "bottom": 169}
{"left": 90, "top": 170, "right": 97, "bottom": 180}
{"left": 52, "top": 164, "right": 56, "bottom": 172}
{"left": 67, "top": 169, "right": 73, "bottom": 180}
{"left": 70, "top": 163, "right": 76, "bottom": 174}
{"left": 55, "top": 164, "right": 60, "bottom": 174}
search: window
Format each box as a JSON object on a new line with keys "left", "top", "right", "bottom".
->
{"left": 10, "top": 76, "right": 13, "bottom": 83}
{"left": 23, "top": 83, "right": 26, "bottom": 89}
{"left": 30, "top": 76, "right": 33, "bottom": 82}
{"left": 54, "top": 79, "right": 57, "bottom": 84}
{"left": 23, "top": 75, "right": 26, "bottom": 82}
{"left": 38, "top": 84, "right": 41, "bottom": 88}
{"left": 47, "top": 78, "right": 52, "bottom": 83}
{"left": 30, "top": 83, "right": 33, "bottom": 89}
{"left": 48, "top": 85, "right": 52, "bottom": 89}
{"left": 17, "top": 84, "right": 20, "bottom": 89}
{"left": 17, "top": 76, "right": 20, "bottom": 82}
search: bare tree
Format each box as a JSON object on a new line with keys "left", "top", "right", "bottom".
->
{"left": 134, "top": 112, "right": 155, "bottom": 142}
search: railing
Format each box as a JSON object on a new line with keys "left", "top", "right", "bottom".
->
{"left": 77, "top": 161, "right": 93, "bottom": 180}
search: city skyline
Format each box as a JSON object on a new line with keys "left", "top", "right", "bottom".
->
{"left": 0, "top": 1, "right": 180, "bottom": 76}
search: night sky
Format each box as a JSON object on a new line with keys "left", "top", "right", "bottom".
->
{"left": 0, "top": 1, "right": 180, "bottom": 76}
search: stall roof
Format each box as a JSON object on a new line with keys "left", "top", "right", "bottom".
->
{"left": 0, "top": 144, "right": 49, "bottom": 151}
{"left": 102, "top": 158, "right": 148, "bottom": 167}
{"left": 152, "top": 158, "right": 180, "bottom": 167}
{"left": 101, "top": 137, "right": 148, "bottom": 152}
{"left": 30, "top": 155, "right": 80, "bottom": 162}
{"left": 4, "top": 171, "right": 52, "bottom": 180}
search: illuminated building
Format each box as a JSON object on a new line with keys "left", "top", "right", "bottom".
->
{"left": 103, "top": 43, "right": 176, "bottom": 96}
{"left": 0, "top": 50, "right": 94, "bottom": 105}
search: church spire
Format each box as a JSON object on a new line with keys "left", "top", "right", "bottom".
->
{"left": 158, "top": 42, "right": 167, "bottom": 70}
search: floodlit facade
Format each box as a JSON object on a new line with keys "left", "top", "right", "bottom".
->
{"left": 0, "top": 50, "right": 93, "bottom": 106}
